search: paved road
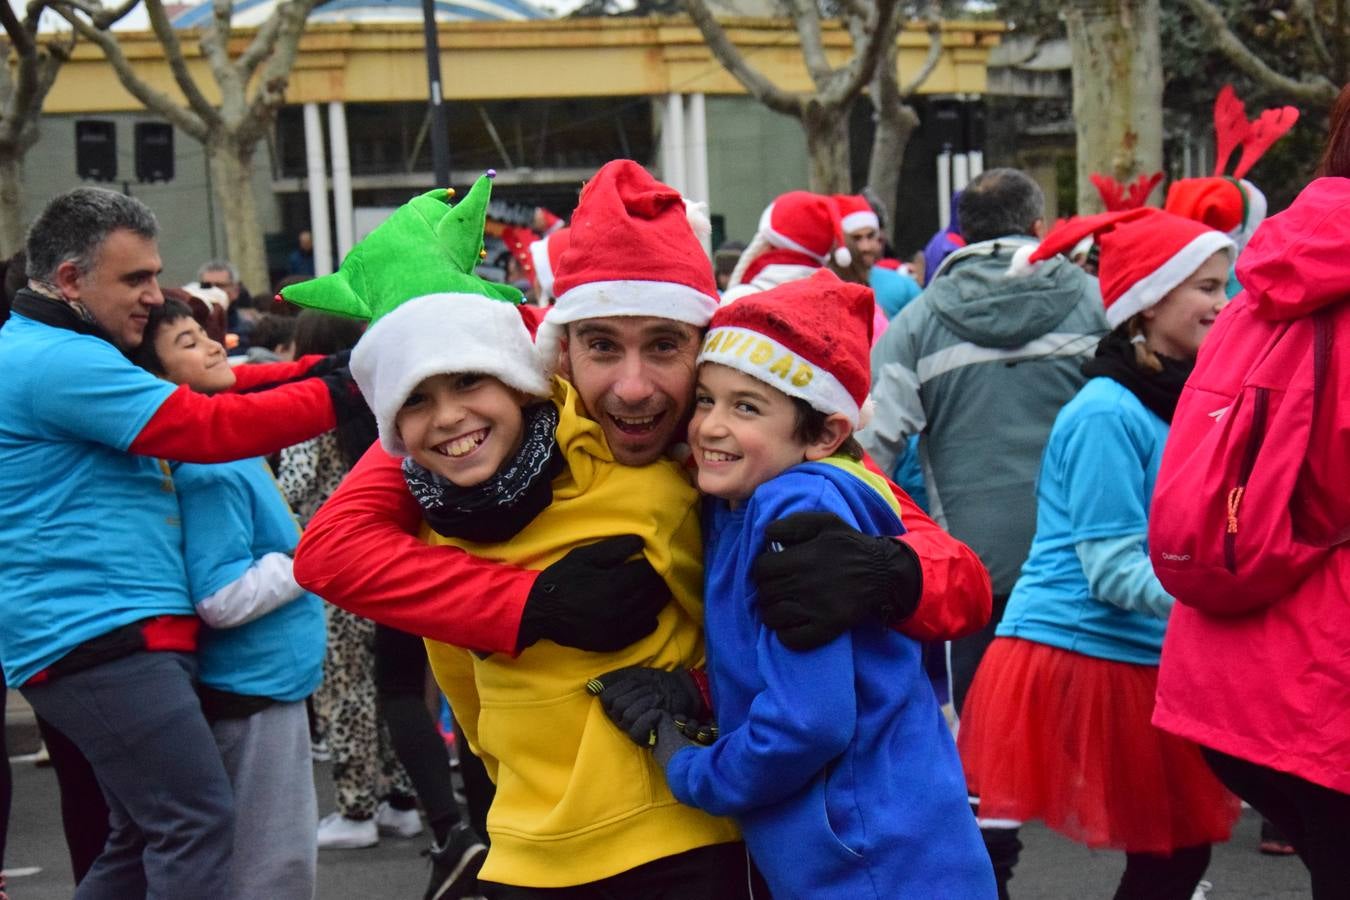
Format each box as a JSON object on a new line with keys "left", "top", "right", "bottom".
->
{"left": 4, "top": 749, "right": 1312, "bottom": 900}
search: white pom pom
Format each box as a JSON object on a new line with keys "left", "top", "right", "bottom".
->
{"left": 833, "top": 246, "right": 852, "bottom": 268}
{"left": 857, "top": 395, "right": 876, "bottom": 430}
{"left": 1006, "top": 242, "right": 1041, "bottom": 278}
{"left": 683, "top": 198, "right": 712, "bottom": 247}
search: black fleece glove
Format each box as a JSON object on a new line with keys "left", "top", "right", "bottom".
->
{"left": 752, "top": 512, "right": 923, "bottom": 651}
{"left": 586, "top": 666, "right": 704, "bottom": 746}
{"left": 305, "top": 349, "right": 353, "bottom": 379}
{"left": 320, "top": 366, "right": 379, "bottom": 470}
{"left": 518, "top": 535, "right": 672, "bottom": 653}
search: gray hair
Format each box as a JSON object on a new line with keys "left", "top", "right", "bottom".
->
{"left": 26, "top": 187, "right": 159, "bottom": 284}
{"left": 197, "top": 258, "right": 239, "bottom": 283}
{"left": 957, "top": 169, "right": 1045, "bottom": 245}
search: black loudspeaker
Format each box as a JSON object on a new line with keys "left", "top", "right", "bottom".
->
{"left": 134, "top": 122, "right": 174, "bottom": 183}
{"left": 75, "top": 120, "right": 117, "bottom": 182}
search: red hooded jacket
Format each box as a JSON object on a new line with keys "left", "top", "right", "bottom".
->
{"left": 1152, "top": 177, "right": 1350, "bottom": 793}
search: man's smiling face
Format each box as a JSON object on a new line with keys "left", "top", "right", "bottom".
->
{"left": 560, "top": 316, "right": 701, "bottom": 466}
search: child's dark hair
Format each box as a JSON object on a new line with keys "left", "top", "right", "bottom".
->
{"left": 791, "top": 397, "right": 863, "bottom": 460}
{"left": 250, "top": 314, "right": 297, "bottom": 353}
{"left": 293, "top": 309, "right": 365, "bottom": 357}
{"left": 132, "top": 297, "right": 199, "bottom": 374}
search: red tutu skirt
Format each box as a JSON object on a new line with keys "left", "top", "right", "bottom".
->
{"left": 958, "top": 638, "right": 1240, "bottom": 853}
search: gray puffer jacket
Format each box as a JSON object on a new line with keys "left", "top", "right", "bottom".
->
{"left": 859, "top": 236, "right": 1107, "bottom": 595}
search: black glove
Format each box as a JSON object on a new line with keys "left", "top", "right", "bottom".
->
{"left": 586, "top": 666, "right": 704, "bottom": 747}
{"left": 518, "top": 535, "right": 672, "bottom": 653}
{"left": 305, "top": 348, "right": 353, "bottom": 379}
{"left": 653, "top": 713, "right": 703, "bottom": 770}
{"left": 752, "top": 512, "right": 922, "bottom": 651}
{"left": 320, "top": 366, "right": 379, "bottom": 470}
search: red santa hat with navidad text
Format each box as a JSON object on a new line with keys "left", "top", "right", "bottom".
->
{"left": 698, "top": 268, "right": 875, "bottom": 428}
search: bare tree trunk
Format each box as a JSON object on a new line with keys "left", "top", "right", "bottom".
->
{"left": 209, "top": 138, "right": 269, "bottom": 293}
{"left": 803, "top": 100, "right": 853, "bottom": 194}
{"left": 865, "top": 34, "right": 921, "bottom": 240}
{"left": 0, "top": 150, "right": 25, "bottom": 257}
{"left": 1064, "top": 0, "right": 1164, "bottom": 215}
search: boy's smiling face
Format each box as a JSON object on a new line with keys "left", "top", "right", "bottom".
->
{"left": 689, "top": 363, "right": 815, "bottom": 503}
{"left": 396, "top": 373, "right": 528, "bottom": 487}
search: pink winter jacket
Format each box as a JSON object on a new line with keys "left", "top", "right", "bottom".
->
{"left": 1152, "top": 177, "right": 1350, "bottom": 794}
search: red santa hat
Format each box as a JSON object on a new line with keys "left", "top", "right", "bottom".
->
{"left": 832, "top": 194, "right": 880, "bottom": 237}
{"left": 528, "top": 226, "right": 571, "bottom": 303}
{"left": 725, "top": 191, "right": 850, "bottom": 292}
{"left": 698, "top": 269, "right": 875, "bottom": 428}
{"left": 537, "top": 160, "right": 718, "bottom": 370}
{"left": 1011, "top": 208, "right": 1235, "bottom": 328}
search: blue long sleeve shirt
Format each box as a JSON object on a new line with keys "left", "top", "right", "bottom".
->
{"left": 666, "top": 461, "right": 995, "bottom": 899}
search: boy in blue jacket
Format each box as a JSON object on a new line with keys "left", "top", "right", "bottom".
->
{"left": 594, "top": 269, "right": 994, "bottom": 899}
{"left": 134, "top": 298, "right": 326, "bottom": 899}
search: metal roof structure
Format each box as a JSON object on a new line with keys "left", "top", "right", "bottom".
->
{"left": 170, "top": 0, "right": 547, "bottom": 28}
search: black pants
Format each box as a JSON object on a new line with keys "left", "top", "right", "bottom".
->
{"left": 949, "top": 593, "right": 1010, "bottom": 716}
{"left": 1115, "top": 844, "right": 1211, "bottom": 900}
{"left": 1204, "top": 748, "right": 1350, "bottom": 900}
{"left": 483, "top": 841, "right": 765, "bottom": 899}
{"left": 373, "top": 624, "right": 461, "bottom": 841}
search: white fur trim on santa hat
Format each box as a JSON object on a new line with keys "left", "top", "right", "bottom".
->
{"left": 351, "top": 293, "right": 550, "bottom": 456}
{"left": 1106, "top": 231, "right": 1236, "bottom": 327}
{"left": 840, "top": 210, "right": 879, "bottom": 235}
{"left": 529, "top": 239, "right": 556, "bottom": 301}
{"left": 697, "top": 325, "right": 862, "bottom": 428}
{"left": 535, "top": 278, "right": 720, "bottom": 376}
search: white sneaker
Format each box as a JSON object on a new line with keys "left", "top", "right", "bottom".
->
{"left": 1191, "top": 879, "right": 1213, "bottom": 900}
{"left": 375, "top": 800, "right": 424, "bottom": 838}
{"left": 316, "top": 812, "right": 379, "bottom": 849}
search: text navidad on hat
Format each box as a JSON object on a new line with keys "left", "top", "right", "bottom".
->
{"left": 280, "top": 173, "right": 548, "bottom": 455}
{"left": 698, "top": 269, "right": 875, "bottom": 428}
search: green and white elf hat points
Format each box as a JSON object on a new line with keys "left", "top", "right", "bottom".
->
{"left": 281, "top": 172, "right": 550, "bottom": 455}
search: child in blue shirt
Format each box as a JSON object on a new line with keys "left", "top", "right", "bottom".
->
{"left": 134, "top": 298, "right": 326, "bottom": 899}
{"left": 595, "top": 270, "right": 994, "bottom": 899}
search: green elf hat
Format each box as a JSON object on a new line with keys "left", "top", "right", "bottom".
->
{"left": 282, "top": 173, "right": 550, "bottom": 456}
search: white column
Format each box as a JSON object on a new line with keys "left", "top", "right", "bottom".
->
{"left": 683, "top": 92, "right": 710, "bottom": 254}
{"left": 328, "top": 101, "right": 355, "bottom": 260}
{"left": 661, "top": 93, "right": 686, "bottom": 195}
{"left": 952, "top": 152, "right": 971, "bottom": 194}
{"left": 967, "top": 150, "right": 984, "bottom": 180}
{"left": 936, "top": 150, "right": 952, "bottom": 230}
{"left": 302, "top": 102, "right": 333, "bottom": 277}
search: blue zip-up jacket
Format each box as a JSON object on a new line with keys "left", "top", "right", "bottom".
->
{"left": 666, "top": 461, "right": 995, "bottom": 899}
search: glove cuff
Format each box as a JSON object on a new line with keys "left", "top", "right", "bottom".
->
{"left": 876, "top": 537, "right": 923, "bottom": 626}
{"left": 653, "top": 713, "right": 698, "bottom": 770}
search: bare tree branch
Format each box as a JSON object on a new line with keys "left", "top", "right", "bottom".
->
{"left": 236, "top": 11, "right": 285, "bottom": 83}
{"left": 1179, "top": 0, "right": 1338, "bottom": 106}
{"left": 835, "top": 0, "right": 870, "bottom": 23}
{"left": 790, "top": 0, "right": 832, "bottom": 85}
{"left": 51, "top": 2, "right": 210, "bottom": 138}
{"left": 199, "top": 0, "right": 240, "bottom": 87}
{"left": 1289, "top": 0, "right": 1332, "bottom": 69}
{"left": 142, "top": 0, "right": 223, "bottom": 124}
{"left": 242, "top": 0, "right": 321, "bottom": 141}
{"left": 681, "top": 0, "right": 802, "bottom": 117}
{"left": 2, "top": 2, "right": 36, "bottom": 57}
{"left": 818, "top": 0, "right": 899, "bottom": 107}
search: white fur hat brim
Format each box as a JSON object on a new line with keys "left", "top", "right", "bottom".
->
{"left": 351, "top": 293, "right": 550, "bottom": 455}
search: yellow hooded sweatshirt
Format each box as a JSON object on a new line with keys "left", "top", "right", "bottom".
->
{"left": 423, "top": 377, "right": 740, "bottom": 888}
